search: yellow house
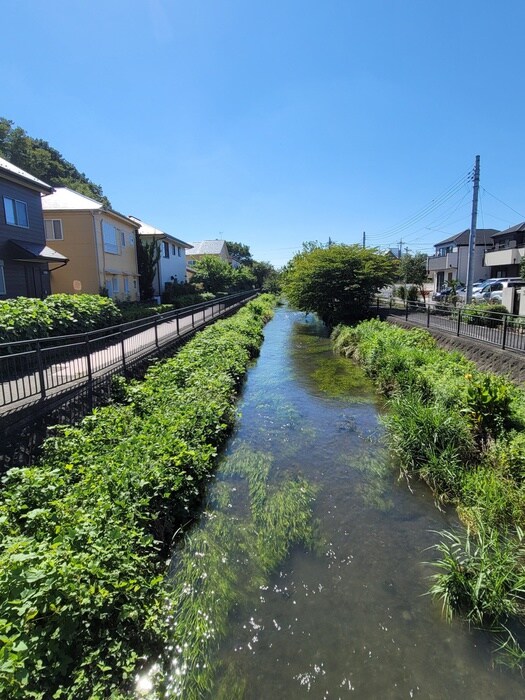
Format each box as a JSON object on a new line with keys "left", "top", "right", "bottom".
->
{"left": 42, "top": 188, "right": 139, "bottom": 301}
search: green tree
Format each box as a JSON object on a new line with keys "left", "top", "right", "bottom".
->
{"left": 251, "top": 261, "right": 280, "bottom": 291}
{"left": 398, "top": 252, "right": 428, "bottom": 302}
{"left": 191, "top": 256, "right": 235, "bottom": 294}
{"left": 282, "top": 244, "right": 398, "bottom": 326}
{"left": 226, "top": 241, "right": 253, "bottom": 266}
{"left": 136, "top": 235, "right": 160, "bottom": 300}
{"left": 0, "top": 117, "right": 111, "bottom": 207}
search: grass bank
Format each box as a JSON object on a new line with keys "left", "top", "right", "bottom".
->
{"left": 0, "top": 295, "right": 276, "bottom": 699}
{"left": 333, "top": 319, "right": 525, "bottom": 661}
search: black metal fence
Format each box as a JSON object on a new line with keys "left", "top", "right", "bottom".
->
{"left": 375, "top": 297, "right": 525, "bottom": 353}
{"left": 0, "top": 290, "right": 258, "bottom": 412}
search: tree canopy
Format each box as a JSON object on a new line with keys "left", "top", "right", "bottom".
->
{"left": 191, "top": 256, "right": 256, "bottom": 294}
{"left": 282, "top": 244, "right": 398, "bottom": 326}
{"left": 0, "top": 117, "right": 111, "bottom": 208}
{"left": 398, "top": 252, "right": 429, "bottom": 299}
{"left": 226, "top": 241, "right": 253, "bottom": 266}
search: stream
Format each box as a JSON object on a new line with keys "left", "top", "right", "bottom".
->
{"left": 157, "top": 307, "right": 524, "bottom": 699}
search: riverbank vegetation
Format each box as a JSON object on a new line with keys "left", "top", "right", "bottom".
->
{"left": 333, "top": 319, "right": 525, "bottom": 660}
{"left": 0, "top": 295, "right": 276, "bottom": 698}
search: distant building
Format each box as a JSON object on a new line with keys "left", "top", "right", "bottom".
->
{"left": 42, "top": 187, "right": 140, "bottom": 300}
{"left": 186, "top": 239, "right": 231, "bottom": 280}
{"left": 0, "top": 157, "right": 67, "bottom": 298}
{"left": 483, "top": 223, "right": 525, "bottom": 278}
{"left": 427, "top": 228, "right": 498, "bottom": 292}
{"left": 129, "top": 215, "right": 191, "bottom": 297}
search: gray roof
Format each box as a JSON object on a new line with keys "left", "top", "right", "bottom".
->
{"left": 129, "top": 215, "right": 191, "bottom": 248}
{"left": 187, "top": 240, "right": 228, "bottom": 256}
{"left": 491, "top": 222, "right": 525, "bottom": 238}
{"left": 42, "top": 187, "right": 136, "bottom": 228}
{"left": 434, "top": 228, "right": 499, "bottom": 248}
{"left": 0, "top": 156, "right": 53, "bottom": 193}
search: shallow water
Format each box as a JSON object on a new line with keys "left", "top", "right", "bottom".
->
{"left": 166, "top": 308, "right": 525, "bottom": 698}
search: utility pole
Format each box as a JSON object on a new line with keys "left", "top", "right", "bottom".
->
{"left": 465, "top": 155, "right": 481, "bottom": 304}
{"left": 397, "top": 239, "right": 404, "bottom": 258}
{"left": 362, "top": 231, "right": 366, "bottom": 249}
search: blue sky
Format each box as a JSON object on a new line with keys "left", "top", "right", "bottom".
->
{"left": 3, "top": 1, "right": 525, "bottom": 266}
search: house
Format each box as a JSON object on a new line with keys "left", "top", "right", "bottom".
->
{"left": 0, "top": 157, "right": 67, "bottom": 298}
{"left": 41, "top": 187, "right": 140, "bottom": 301}
{"left": 483, "top": 223, "right": 525, "bottom": 278}
{"left": 129, "top": 215, "right": 191, "bottom": 297}
{"left": 186, "top": 240, "right": 232, "bottom": 281}
{"left": 427, "top": 228, "right": 498, "bottom": 292}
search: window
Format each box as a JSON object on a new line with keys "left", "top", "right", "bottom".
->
{"left": 178, "top": 247, "right": 182, "bottom": 257}
{"left": 3, "top": 197, "right": 28, "bottom": 228}
{"left": 112, "top": 277, "right": 119, "bottom": 294}
{"left": 0, "top": 260, "right": 5, "bottom": 295}
{"left": 102, "top": 221, "right": 118, "bottom": 254}
{"left": 120, "top": 230, "right": 126, "bottom": 247}
{"left": 172, "top": 243, "right": 176, "bottom": 255}
{"left": 129, "top": 233, "right": 135, "bottom": 246}
{"left": 163, "top": 241, "right": 169, "bottom": 258}
{"left": 45, "top": 219, "right": 63, "bottom": 240}
{"left": 124, "top": 277, "right": 130, "bottom": 295}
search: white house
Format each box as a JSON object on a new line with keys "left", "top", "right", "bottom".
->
{"left": 129, "top": 216, "right": 191, "bottom": 297}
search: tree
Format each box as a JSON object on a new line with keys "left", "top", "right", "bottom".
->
{"left": 191, "top": 256, "right": 235, "bottom": 294}
{"left": 398, "top": 252, "right": 429, "bottom": 302}
{"left": 226, "top": 241, "right": 253, "bottom": 266}
{"left": 282, "top": 244, "right": 398, "bottom": 326}
{"left": 0, "top": 117, "right": 111, "bottom": 207}
{"left": 136, "top": 236, "right": 160, "bottom": 300}
{"left": 251, "top": 261, "right": 280, "bottom": 291}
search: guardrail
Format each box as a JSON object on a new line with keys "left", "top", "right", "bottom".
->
{"left": 375, "top": 297, "right": 525, "bottom": 353}
{"left": 0, "top": 290, "right": 258, "bottom": 412}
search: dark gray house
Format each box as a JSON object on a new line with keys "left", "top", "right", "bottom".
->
{"left": 0, "top": 157, "right": 67, "bottom": 298}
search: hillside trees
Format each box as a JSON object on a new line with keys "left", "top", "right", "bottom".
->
{"left": 0, "top": 117, "right": 111, "bottom": 207}
{"left": 282, "top": 244, "right": 398, "bottom": 326}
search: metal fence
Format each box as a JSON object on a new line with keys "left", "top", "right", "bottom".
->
{"left": 0, "top": 290, "right": 258, "bottom": 412}
{"left": 375, "top": 297, "right": 525, "bottom": 353}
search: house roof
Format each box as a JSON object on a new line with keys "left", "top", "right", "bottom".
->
{"left": 187, "top": 240, "right": 228, "bottom": 256}
{"left": 490, "top": 222, "right": 525, "bottom": 238}
{"left": 128, "top": 215, "right": 191, "bottom": 248}
{"left": 434, "top": 228, "right": 499, "bottom": 248}
{"left": 42, "top": 187, "right": 136, "bottom": 227}
{"left": 0, "top": 157, "right": 53, "bottom": 193}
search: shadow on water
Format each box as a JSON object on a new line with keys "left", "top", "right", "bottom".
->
{"left": 145, "top": 308, "right": 525, "bottom": 699}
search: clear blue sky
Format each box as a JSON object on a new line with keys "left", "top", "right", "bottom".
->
{"left": 3, "top": 1, "right": 525, "bottom": 266}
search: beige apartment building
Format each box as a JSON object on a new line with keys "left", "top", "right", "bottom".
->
{"left": 42, "top": 188, "right": 139, "bottom": 301}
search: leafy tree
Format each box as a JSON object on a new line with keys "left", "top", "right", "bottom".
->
{"left": 282, "top": 244, "right": 398, "bottom": 326}
{"left": 252, "top": 261, "right": 280, "bottom": 291}
{"left": 398, "top": 252, "right": 428, "bottom": 302}
{"left": 0, "top": 117, "right": 111, "bottom": 207}
{"left": 136, "top": 235, "right": 160, "bottom": 300}
{"left": 226, "top": 241, "right": 253, "bottom": 266}
{"left": 191, "top": 256, "right": 235, "bottom": 294}
{"left": 231, "top": 265, "right": 257, "bottom": 291}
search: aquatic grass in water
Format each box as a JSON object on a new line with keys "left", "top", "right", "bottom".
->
{"left": 139, "top": 448, "right": 318, "bottom": 699}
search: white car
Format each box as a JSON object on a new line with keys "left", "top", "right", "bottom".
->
{"left": 478, "top": 278, "right": 525, "bottom": 303}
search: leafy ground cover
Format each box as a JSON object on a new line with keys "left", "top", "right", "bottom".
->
{"left": 0, "top": 295, "right": 276, "bottom": 698}
{"left": 0, "top": 294, "right": 122, "bottom": 344}
{"left": 333, "top": 319, "right": 525, "bottom": 662}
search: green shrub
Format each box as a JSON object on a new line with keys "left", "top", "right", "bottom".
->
{"left": 461, "top": 303, "right": 508, "bottom": 327}
{"left": 0, "top": 294, "right": 122, "bottom": 344}
{"left": 0, "top": 294, "right": 276, "bottom": 698}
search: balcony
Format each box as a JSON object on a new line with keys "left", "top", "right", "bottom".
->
{"left": 484, "top": 247, "right": 525, "bottom": 267}
{"left": 427, "top": 251, "right": 458, "bottom": 272}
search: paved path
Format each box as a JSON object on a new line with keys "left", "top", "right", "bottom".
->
{"left": 0, "top": 299, "right": 246, "bottom": 416}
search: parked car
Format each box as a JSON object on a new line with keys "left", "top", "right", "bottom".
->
{"left": 432, "top": 285, "right": 465, "bottom": 302}
{"left": 456, "top": 280, "right": 496, "bottom": 302}
{"left": 477, "top": 278, "right": 525, "bottom": 303}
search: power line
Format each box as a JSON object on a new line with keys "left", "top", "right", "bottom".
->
{"left": 480, "top": 187, "right": 525, "bottom": 220}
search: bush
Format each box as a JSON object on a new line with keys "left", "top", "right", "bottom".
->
{"left": 0, "top": 294, "right": 276, "bottom": 698}
{"left": 0, "top": 294, "right": 122, "bottom": 344}
{"left": 461, "top": 303, "right": 508, "bottom": 327}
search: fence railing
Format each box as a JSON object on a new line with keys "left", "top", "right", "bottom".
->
{"left": 0, "top": 290, "right": 258, "bottom": 411}
{"left": 375, "top": 297, "right": 525, "bottom": 354}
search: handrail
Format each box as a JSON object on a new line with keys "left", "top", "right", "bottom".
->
{"left": 0, "top": 290, "right": 258, "bottom": 351}
{"left": 0, "top": 290, "right": 259, "bottom": 412}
